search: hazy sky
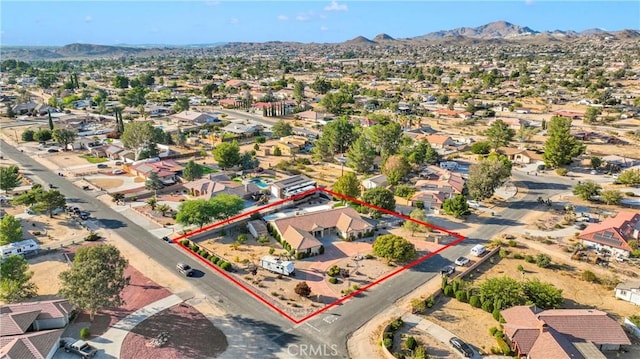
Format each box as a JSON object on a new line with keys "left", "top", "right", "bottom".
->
{"left": 2, "top": 1, "right": 639, "bottom": 46}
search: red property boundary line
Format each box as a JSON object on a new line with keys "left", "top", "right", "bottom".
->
{"left": 172, "top": 187, "right": 465, "bottom": 324}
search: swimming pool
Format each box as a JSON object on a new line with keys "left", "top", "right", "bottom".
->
{"left": 250, "top": 178, "right": 269, "bottom": 189}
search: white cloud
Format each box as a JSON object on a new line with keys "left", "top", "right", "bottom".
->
{"left": 277, "top": 15, "right": 289, "bottom": 21}
{"left": 324, "top": 0, "right": 348, "bottom": 12}
{"left": 320, "top": 25, "right": 329, "bottom": 31}
{"left": 84, "top": 15, "right": 93, "bottom": 23}
{"left": 295, "top": 13, "right": 312, "bottom": 22}
{"left": 229, "top": 18, "right": 239, "bottom": 24}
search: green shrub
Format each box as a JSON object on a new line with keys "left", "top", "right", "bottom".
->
{"left": 389, "top": 318, "right": 404, "bottom": 332}
{"left": 495, "top": 336, "right": 512, "bottom": 355}
{"left": 411, "top": 298, "right": 426, "bottom": 314}
{"left": 556, "top": 167, "right": 568, "bottom": 176}
{"left": 508, "top": 240, "right": 517, "bottom": 247}
{"left": 524, "top": 254, "right": 535, "bottom": 263}
{"left": 469, "top": 295, "right": 481, "bottom": 308}
{"left": 220, "top": 262, "right": 232, "bottom": 271}
{"left": 328, "top": 277, "right": 338, "bottom": 284}
{"left": 499, "top": 249, "right": 508, "bottom": 258}
{"left": 79, "top": 327, "right": 90, "bottom": 340}
{"left": 493, "top": 308, "right": 503, "bottom": 322}
{"left": 513, "top": 253, "right": 524, "bottom": 260}
{"left": 84, "top": 231, "right": 100, "bottom": 242}
{"left": 383, "top": 338, "right": 393, "bottom": 350}
{"left": 517, "top": 264, "right": 524, "bottom": 272}
{"left": 405, "top": 336, "right": 417, "bottom": 351}
{"left": 327, "top": 265, "right": 341, "bottom": 277}
{"left": 581, "top": 270, "right": 597, "bottom": 282}
{"left": 536, "top": 254, "right": 551, "bottom": 268}
{"left": 455, "top": 290, "right": 468, "bottom": 302}
{"left": 211, "top": 256, "right": 219, "bottom": 264}
{"left": 482, "top": 300, "right": 494, "bottom": 313}
{"left": 425, "top": 296, "right": 435, "bottom": 308}
{"left": 414, "top": 346, "right": 427, "bottom": 359}
{"left": 489, "top": 326, "right": 498, "bottom": 336}
{"left": 180, "top": 239, "right": 190, "bottom": 246}
{"left": 201, "top": 252, "right": 210, "bottom": 259}
{"left": 443, "top": 285, "right": 454, "bottom": 297}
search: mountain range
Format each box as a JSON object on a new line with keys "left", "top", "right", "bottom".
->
{"left": 2, "top": 21, "right": 638, "bottom": 60}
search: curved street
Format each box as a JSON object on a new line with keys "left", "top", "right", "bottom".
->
{"left": 1, "top": 138, "right": 574, "bottom": 358}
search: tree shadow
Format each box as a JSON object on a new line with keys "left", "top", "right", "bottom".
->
{"left": 98, "top": 218, "right": 127, "bottom": 229}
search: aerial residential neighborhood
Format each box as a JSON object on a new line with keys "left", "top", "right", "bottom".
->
{"left": 1, "top": 1, "right": 640, "bottom": 359}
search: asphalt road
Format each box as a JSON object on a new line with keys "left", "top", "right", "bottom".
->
{"left": 2, "top": 138, "right": 574, "bottom": 358}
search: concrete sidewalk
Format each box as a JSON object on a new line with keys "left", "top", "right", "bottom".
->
{"left": 90, "top": 294, "right": 183, "bottom": 358}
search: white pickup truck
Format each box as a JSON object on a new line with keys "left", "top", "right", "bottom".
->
{"left": 61, "top": 337, "right": 97, "bottom": 358}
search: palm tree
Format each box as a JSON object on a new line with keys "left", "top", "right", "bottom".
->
{"left": 157, "top": 203, "right": 171, "bottom": 217}
{"left": 146, "top": 196, "right": 158, "bottom": 211}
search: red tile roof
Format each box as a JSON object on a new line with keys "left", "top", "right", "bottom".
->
{"left": 579, "top": 212, "right": 639, "bottom": 252}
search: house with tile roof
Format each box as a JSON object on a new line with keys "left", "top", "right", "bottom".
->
{"left": 501, "top": 306, "right": 630, "bottom": 358}
{"left": 409, "top": 166, "right": 465, "bottom": 210}
{"left": 0, "top": 299, "right": 74, "bottom": 359}
{"left": 270, "top": 207, "right": 373, "bottom": 255}
{"left": 498, "top": 146, "right": 544, "bottom": 165}
{"left": 172, "top": 110, "right": 219, "bottom": 125}
{"left": 424, "top": 134, "right": 455, "bottom": 150}
{"left": 183, "top": 174, "right": 261, "bottom": 200}
{"left": 578, "top": 212, "right": 640, "bottom": 258}
{"left": 129, "top": 159, "right": 184, "bottom": 184}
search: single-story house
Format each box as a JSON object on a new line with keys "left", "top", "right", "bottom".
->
{"left": 247, "top": 220, "right": 269, "bottom": 239}
{"left": 362, "top": 174, "right": 388, "bottom": 190}
{"left": 602, "top": 155, "right": 637, "bottom": 169}
{"left": 129, "top": 159, "right": 184, "bottom": 184}
{"left": 498, "top": 147, "right": 543, "bottom": 165}
{"left": 295, "top": 110, "right": 333, "bottom": 123}
{"left": 221, "top": 122, "right": 262, "bottom": 138}
{"left": 105, "top": 144, "right": 125, "bottom": 159}
{"left": 270, "top": 207, "right": 373, "bottom": 254}
{"left": 501, "top": 305, "right": 630, "bottom": 358}
{"left": 0, "top": 329, "right": 64, "bottom": 359}
{"left": 424, "top": 134, "right": 455, "bottom": 150}
{"left": 172, "top": 111, "right": 219, "bottom": 125}
{"left": 614, "top": 281, "right": 640, "bottom": 306}
{"left": 90, "top": 146, "right": 107, "bottom": 158}
{"left": 270, "top": 175, "right": 316, "bottom": 199}
{"left": 183, "top": 174, "right": 261, "bottom": 200}
{"left": 579, "top": 212, "right": 640, "bottom": 258}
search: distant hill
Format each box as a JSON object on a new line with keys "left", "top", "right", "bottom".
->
{"left": 343, "top": 36, "right": 376, "bottom": 46}
{"left": 416, "top": 21, "right": 538, "bottom": 40}
{"left": 56, "top": 43, "right": 147, "bottom": 57}
{"left": 373, "top": 33, "right": 394, "bottom": 41}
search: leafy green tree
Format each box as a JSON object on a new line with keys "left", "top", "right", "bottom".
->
{"left": 21, "top": 129, "right": 35, "bottom": 142}
{"left": 112, "top": 75, "right": 129, "bottom": 89}
{"left": 33, "top": 129, "right": 52, "bottom": 142}
{"left": 0, "top": 255, "right": 38, "bottom": 303}
{"left": 176, "top": 199, "right": 214, "bottom": 228}
{"left": 52, "top": 128, "right": 77, "bottom": 150}
{"left": 240, "top": 151, "right": 259, "bottom": 170}
{"left": 322, "top": 116, "right": 356, "bottom": 154}
{"left": 346, "top": 136, "right": 375, "bottom": 174}
{"left": 403, "top": 208, "right": 427, "bottom": 235}
{"left": 361, "top": 187, "right": 396, "bottom": 218}
{"left": 156, "top": 203, "right": 171, "bottom": 217}
{"left": 543, "top": 116, "right": 585, "bottom": 168}
{"left": 293, "top": 80, "right": 305, "bottom": 103}
{"left": 210, "top": 193, "right": 244, "bottom": 220}
{"left": 485, "top": 119, "right": 515, "bottom": 150}
{"left": 366, "top": 122, "right": 403, "bottom": 158}
{"left": 182, "top": 160, "right": 203, "bottom": 181}
{"left": 584, "top": 106, "right": 602, "bottom": 124}
{"left": 600, "top": 189, "right": 622, "bottom": 205}
{"left": 467, "top": 158, "right": 512, "bottom": 200}
{"left": 146, "top": 196, "right": 158, "bottom": 210}
{"left": 59, "top": 244, "right": 130, "bottom": 320}
{"left": 321, "top": 91, "right": 353, "bottom": 115}
{"left": 202, "top": 83, "right": 218, "bottom": 98}
{"left": 394, "top": 184, "right": 416, "bottom": 199}
{"left": 572, "top": 181, "right": 601, "bottom": 201}
{"left": 174, "top": 97, "right": 190, "bottom": 113}
{"left": 372, "top": 234, "right": 417, "bottom": 263}
{"left": 212, "top": 141, "right": 241, "bottom": 169}
{"left": 120, "top": 86, "right": 148, "bottom": 107}
{"left": 271, "top": 120, "right": 293, "bottom": 138}
{"left": 33, "top": 190, "right": 66, "bottom": 218}
{"left": 382, "top": 154, "right": 411, "bottom": 185}
{"left": 590, "top": 156, "right": 602, "bottom": 170}
{"left": 310, "top": 77, "right": 331, "bottom": 94}
{"left": 332, "top": 172, "right": 361, "bottom": 199}
{"left": 521, "top": 278, "right": 563, "bottom": 309}
{"left": 516, "top": 125, "right": 538, "bottom": 143}
{"left": 11, "top": 186, "right": 42, "bottom": 208}
{"left": 479, "top": 276, "right": 527, "bottom": 310}
{"left": 470, "top": 141, "right": 491, "bottom": 155}
{"left": 145, "top": 172, "right": 164, "bottom": 195}
{"left": 617, "top": 169, "right": 640, "bottom": 185}
{"left": 120, "top": 121, "right": 158, "bottom": 160}
{"left": 0, "top": 215, "right": 23, "bottom": 245}
{"left": 0, "top": 165, "right": 21, "bottom": 193}
{"left": 442, "top": 194, "right": 470, "bottom": 218}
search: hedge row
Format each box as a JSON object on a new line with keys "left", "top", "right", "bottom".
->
{"left": 180, "top": 239, "right": 232, "bottom": 272}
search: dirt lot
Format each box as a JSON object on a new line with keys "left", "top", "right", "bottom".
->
{"left": 88, "top": 177, "right": 125, "bottom": 190}
{"left": 423, "top": 250, "right": 639, "bottom": 354}
{"left": 4, "top": 203, "right": 91, "bottom": 246}
{"left": 395, "top": 325, "right": 457, "bottom": 359}
{"left": 27, "top": 250, "right": 71, "bottom": 300}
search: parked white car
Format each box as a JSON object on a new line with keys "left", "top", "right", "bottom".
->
{"left": 454, "top": 256, "right": 470, "bottom": 266}
{"left": 467, "top": 200, "right": 481, "bottom": 209}
{"left": 112, "top": 169, "right": 125, "bottom": 175}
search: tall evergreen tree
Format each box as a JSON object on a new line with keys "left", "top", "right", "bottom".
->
{"left": 48, "top": 110, "right": 54, "bottom": 130}
{"left": 543, "top": 116, "right": 585, "bottom": 168}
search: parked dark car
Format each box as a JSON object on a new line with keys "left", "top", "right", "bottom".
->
{"left": 78, "top": 211, "right": 90, "bottom": 220}
{"left": 449, "top": 337, "right": 474, "bottom": 358}
{"left": 440, "top": 265, "right": 455, "bottom": 276}
{"left": 97, "top": 164, "right": 108, "bottom": 169}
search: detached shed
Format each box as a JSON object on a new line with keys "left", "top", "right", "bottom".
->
{"left": 248, "top": 220, "right": 268, "bottom": 239}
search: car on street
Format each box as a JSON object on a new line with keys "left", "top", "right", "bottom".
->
{"left": 24, "top": 208, "right": 35, "bottom": 215}
{"left": 112, "top": 169, "right": 125, "bottom": 175}
{"left": 449, "top": 337, "right": 474, "bottom": 358}
{"left": 47, "top": 148, "right": 59, "bottom": 153}
{"left": 78, "top": 211, "right": 90, "bottom": 220}
{"left": 454, "top": 256, "right": 470, "bottom": 266}
{"left": 176, "top": 263, "right": 194, "bottom": 277}
{"left": 467, "top": 200, "right": 481, "bottom": 209}
{"left": 590, "top": 170, "right": 598, "bottom": 175}
{"left": 440, "top": 265, "right": 455, "bottom": 276}
{"left": 97, "top": 164, "right": 108, "bottom": 169}
{"left": 61, "top": 337, "right": 97, "bottom": 358}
